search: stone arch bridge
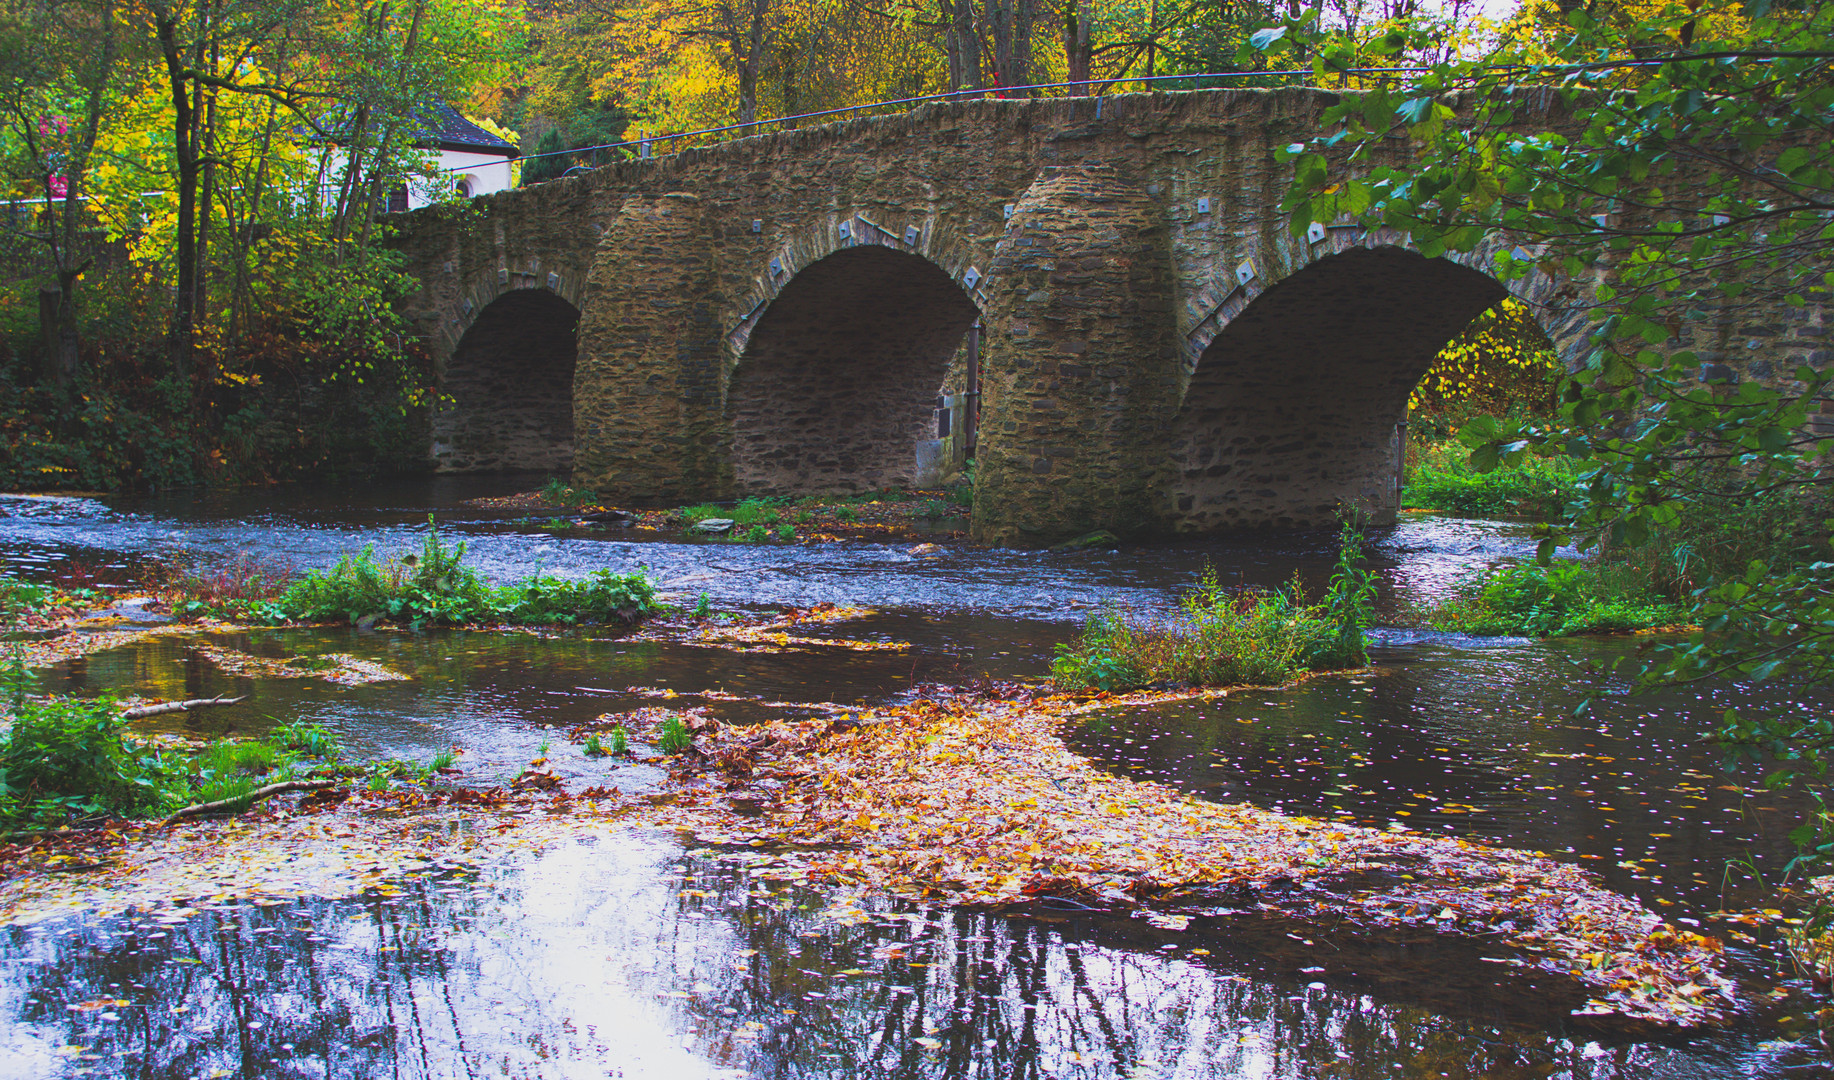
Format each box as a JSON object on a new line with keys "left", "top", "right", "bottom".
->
{"left": 391, "top": 88, "right": 1808, "bottom": 545}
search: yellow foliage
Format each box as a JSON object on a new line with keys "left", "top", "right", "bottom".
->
{"left": 1410, "top": 298, "right": 1562, "bottom": 416}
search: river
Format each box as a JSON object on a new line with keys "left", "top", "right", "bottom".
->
{"left": 0, "top": 477, "right": 1824, "bottom": 1078}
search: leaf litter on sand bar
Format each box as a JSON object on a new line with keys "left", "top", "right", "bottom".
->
{"left": 0, "top": 684, "right": 1737, "bottom": 1028}
{"left": 639, "top": 685, "right": 1739, "bottom": 1028}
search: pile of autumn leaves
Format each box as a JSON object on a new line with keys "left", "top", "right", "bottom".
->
{"left": 641, "top": 687, "right": 1736, "bottom": 1027}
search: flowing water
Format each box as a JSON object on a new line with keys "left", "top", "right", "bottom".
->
{"left": 0, "top": 480, "right": 1827, "bottom": 1078}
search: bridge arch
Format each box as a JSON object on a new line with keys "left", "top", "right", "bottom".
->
{"left": 1164, "top": 244, "right": 1546, "bottom": 531}
{"left": 431, "top": 286, "right": 580, "bottom": 473}
{"left": 726, "top": 244, "right": 980, "bottom": 493}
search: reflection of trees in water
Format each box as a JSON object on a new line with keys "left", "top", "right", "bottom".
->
{"left": 0, "top": 844, "right": 1734, "bottom": 1078}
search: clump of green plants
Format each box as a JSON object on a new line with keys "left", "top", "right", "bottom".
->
{"left": 276, "top": 517, "right": 659, "bottom": 628}
{"left": 1403, "top": 429, "right": 1575, "bottom": 520}
{"left": 0, "top": 690, "right": 161, "bottom": 824}
{"left": 776, "top": 524, "right": 794, "bottom": 541}
{"left": 608, "top": 725, "right": 629, "bottom": 755}
{"left": 834, "top": 506, "right": 859, "bottom": 523}
{"left": 679, "top": 498, "right": 785, "bottom": 527}
{"left": 949, "top": 460, "right": 976, "bottom": 507}
{"left": 741, "top": 524, "right": 769, "bottom": 542}
{"left": 166, "top": 552, "right": 298, "bottom": 622}
{"left": 497, "top": 568, "right": 660, "bottom": 626}
{"left": 919, "top": 498, "right": 951, "bottom": 518}
{"left": 281, "top": 517, "right": 493, "bottom": 626}
{"left": 656, "top": 715, "right": 692, "bottom": 754}
{"left": 0, "top": 666, "right": 347, "bottom": 828}
{"left": 1053, "top": 524, "right": 1377, "bottom": 691}
{"left": 0, "top": 576, "right": 103, "bottom": 620}
{"left": 1427, "top": 560, "right": 1685, "bottom": 638}
{"left": 540, "top": 477, "right": 599, "bottom": 508}
{"left": 583, "top": 732, "right": 607, "bottom": 757}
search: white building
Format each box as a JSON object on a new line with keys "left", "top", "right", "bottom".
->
{"left": 389, "top": 104, "right": 521, "bottom": 210}
{"left": 314, "top": 104, "right": 520, "bottom": 213}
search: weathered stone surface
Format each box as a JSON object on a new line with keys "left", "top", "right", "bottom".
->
{"left": 976, "top": 166, "right": 1180, "bottom": 544}
{"left": 389, "top": 87, "right": 1826, "bottom": 544}
{"left": 693, "top": 518, "right": 735, "bottom": 534}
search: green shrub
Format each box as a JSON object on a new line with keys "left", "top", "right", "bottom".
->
{"left": 540, "top": 477, "right": 598, "bottom": 508}
{"left": 1428, "top": 560, "right": 1685, "bottom": 637}
{"left": 834, "top": 506, "right": 859, "bottom": 523}
{"left": 919, "top": 498, "right": 951, "bottom": 517}
{"left": 742, "top": 524, "right": 769, "bottom": 542}
{"left": 0, "top": 693, "right": 161, "bottom": 823}
{"left": 277, "top": 517, "right": 658, "bottom": 628}
{"left": 282, "top": 517, "right": 491, "bottom": 627}
{"left": 497, "top": 568, "right": 659, "bottom": 625}
{"left": 656, "top": 715, "right": 692, "bottom": 754}
{"left": 1403, "top": 446, "right": 1575, "bottom": 519}
{"left": 583, "top": 733, "right": 606, "bottom": 757}
{"left": 1053, "top": 526, "right": 1376, "bottom": 691}
{"left": 0, "top": 679, "right": 345, "bottom": 827}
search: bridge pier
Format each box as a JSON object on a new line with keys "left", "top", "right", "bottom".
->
{"left": 573, "top": 193, "right": 735, "bottom": 502}
{"left": 972, "top": 167, "right": 1183, "bottom": 546}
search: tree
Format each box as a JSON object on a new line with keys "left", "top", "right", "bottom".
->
{"left": 1253, "top": 1, "right": 1834, "bottom": 868}
{"left": 0, "top": 0, "right": 122, "bottom": 385}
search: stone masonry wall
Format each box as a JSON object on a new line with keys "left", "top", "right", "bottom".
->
{"left": 728, "top": 245, "right": 978, "bottom": 493}
{"left": 431, "top": 288, "right": 578, "bottom": 473}
{"left": 390, "top": 87, "right": 1827, "bottom": 544}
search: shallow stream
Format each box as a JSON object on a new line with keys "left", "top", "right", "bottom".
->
{"left": 0, "top": 480, "right": 1826, "bottom": 1078}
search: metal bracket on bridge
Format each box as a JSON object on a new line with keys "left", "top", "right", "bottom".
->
{"left": 852, "top": 213, "right": 904, "bottom": 243}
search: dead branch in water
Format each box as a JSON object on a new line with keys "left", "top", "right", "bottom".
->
{"left": 161, "top": 779, "right": 337, "bottom": 826}
{"left": 119, "top": 695, "right": 246, "bottom": 720}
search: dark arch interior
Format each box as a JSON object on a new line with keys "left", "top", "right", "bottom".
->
{"left": 728, "top": 246, "right": 978, "bottom": 494}
{"left": 433, "top": 289, "right": 579, "bottom": 473}
{"left": 1167, "top": 246, "right": 1510, "bottom": 531}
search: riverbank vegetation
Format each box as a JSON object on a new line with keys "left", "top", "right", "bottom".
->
{"left": 0, "top": 653, "right": 350, "bottom": 829}
{"left": 161, "top": 520, "right": 659, "bottom": 628}
{"left": 466, "top": 481, "right": 976, "bottom": 542}
{"left": 1053, "top": 525, "right": 1375, "bottom": 690}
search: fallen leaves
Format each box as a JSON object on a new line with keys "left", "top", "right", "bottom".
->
{"left": 640, "top": 687, "right": 1737, "bottom": 1027}
{"left": 691, "top": 603, "right": 908, "bottom": 653}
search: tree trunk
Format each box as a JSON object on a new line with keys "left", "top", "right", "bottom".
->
{"left": 944, "top": 0, "right": 983, "bottom": 92}
{"left": 37, "top": 287, "right": 67, "bottom": 385}
{"left": 156, "top": 12, "right": 197, "bottom": 380}
{"left": 1063, "top": 0, "right": 1092, "bottom": 92}
{"left": 991, "top": 0, "right": 1034, "bottom": 94}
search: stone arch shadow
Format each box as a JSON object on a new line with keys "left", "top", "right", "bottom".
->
{"left": 725, "top": 244, "right": 982, "bottom": 494}
{"left": 1163, "top": 243, "right": 1568, "bottom": 532}
{"left": 432, "top": 286, "right": 580, "bottom": 473}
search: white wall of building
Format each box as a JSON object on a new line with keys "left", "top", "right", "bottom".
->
{"left": 312, "top": 147, "right": 518, "bottom": 212}
{"left": 414, "top": 149, "right": 517, "bottom": 208}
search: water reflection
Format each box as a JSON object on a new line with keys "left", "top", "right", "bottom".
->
{"left": 0, "top": 833, "right": 1796, "bottom": 1080}
{"left": 1066, "top": 636, "right": 1824, "bottom": 918}
{"left": 38, "top": 615, "right": 1073, "bottom": 781}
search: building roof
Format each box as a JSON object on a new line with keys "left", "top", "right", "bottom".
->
{"left": 419, "top": 104, "right": 519, "bottom": 158}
